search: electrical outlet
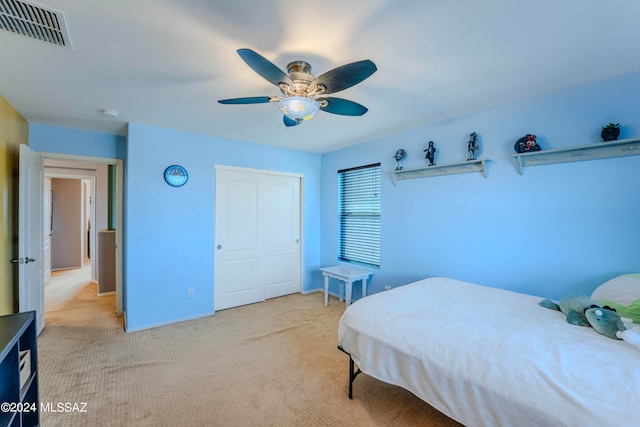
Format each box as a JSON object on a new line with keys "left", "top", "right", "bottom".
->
{"left": 188, "top": 288, "right": 195, "bottom": 298}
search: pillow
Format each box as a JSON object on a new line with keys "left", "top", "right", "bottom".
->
{"left": 591, "top": 274, "right": 640, "bottom": 305}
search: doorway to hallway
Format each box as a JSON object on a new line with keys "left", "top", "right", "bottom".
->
{"left": 41, "top": 154, "right": 123, "bottom": 325}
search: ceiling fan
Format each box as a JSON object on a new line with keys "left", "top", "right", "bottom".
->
{"left": 218, "top": 49, "right": 377, "bottom": 127}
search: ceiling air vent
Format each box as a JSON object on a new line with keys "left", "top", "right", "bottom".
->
{"left": 0, "top": 0, "right": 71, "bottom": 49}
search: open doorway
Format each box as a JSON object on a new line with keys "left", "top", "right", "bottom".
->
{"left": 40, "top": 154, "right": 123, "bottom": 321}
{"left": 43, "top": 173, "right": 95, "bottom": 312}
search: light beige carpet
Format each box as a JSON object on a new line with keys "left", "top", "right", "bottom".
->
{"left": 44, "top": 262, "right": 92, "bottom": 310}
{"left": 38, "top": 283, "right": 463, "bottom": 427}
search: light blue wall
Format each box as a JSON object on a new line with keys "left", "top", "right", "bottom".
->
{"left": 26, "top": 71, "right": 640, "bottom": 328}
{"left": 320, "top": 72, "right": 640, "bottom": 301}
{"left": 124, "top": 123, "right": 322, "bottom": 331}
{"left": 28, "top": 122, "right": 322, "bottom": 332}
{"left": 29, "top": 123, "right": 125, "bottom": 159}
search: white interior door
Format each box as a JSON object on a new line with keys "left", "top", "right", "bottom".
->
{"left": 214, "top": 171, "right": 264, "bottom": 310}
{"left": 264, "top": 175, "right": 301, "bottom": 299}
{"left": 214, "top": 167, "right": 301, "bottom": 311}
{"left": 18, "top": 144, "right": 44, "bottom": 334}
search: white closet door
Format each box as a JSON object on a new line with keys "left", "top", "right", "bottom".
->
{"left": 214, "top": 168, "right": 301, "bottom": 311}
{"left": 264, "top": 175, "right": 301, "bottom": 299}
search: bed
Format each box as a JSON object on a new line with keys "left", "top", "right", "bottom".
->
{"left": 337, "top": 276, "right": 640, "bottom": 426}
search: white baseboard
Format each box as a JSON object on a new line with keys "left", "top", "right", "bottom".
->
{"left": 97, "top": 291, "right": 115, "bottom": 296}
{"left": 124, "top": 310, "right": 214, "bottom": 333}
{"left": 300, "top": 288, "right": 323, "bottom": 296}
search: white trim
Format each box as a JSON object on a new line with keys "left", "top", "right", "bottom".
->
{"left": 39, "top": 151, "right": 118, "bottom": 165}
{"left": 124, "top": 311, "right": 214, "bottom": 333}
{"left": 214, "top": 164, "right": 303, "bottom": 178}
{"left": 44, "top": 168, "right": 98, "bottom": 179}
{"left": 298, "top": 175, "right": 305, "bottom": 293}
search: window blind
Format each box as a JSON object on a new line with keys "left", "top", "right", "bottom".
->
{"left": 338, "top": 163, "right": 381, "bottom": 267}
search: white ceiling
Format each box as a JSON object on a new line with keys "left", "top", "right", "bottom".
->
{"left": 1, "top": 0, "right": 639, "bottom": 154}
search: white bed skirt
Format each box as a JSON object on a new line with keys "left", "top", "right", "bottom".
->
{"left": 338, "top": 277, "right": 640, "bottom": 427}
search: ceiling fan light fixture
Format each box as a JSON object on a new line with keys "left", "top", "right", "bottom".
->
{"left": 219, "top": 49, "right": 377, "bottom": 126}
{"left": 279, "top": 96, "right": 320, "bottom": 123}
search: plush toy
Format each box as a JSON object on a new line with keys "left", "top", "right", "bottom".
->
{"left": 540, "top": 295, "right": 640, "bottom": 349}
{"left": 583, "top": 306, "right": 627, "bottom": 339}
{"left": 591, "top": 298, "right": 640, "bottom": 349}
{"left": 539, "top": 295, "right": 626, "bottom": 339}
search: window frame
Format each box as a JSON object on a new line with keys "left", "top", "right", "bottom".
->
{"left": 337, "top": 163, "right": 381, "bottom": 267}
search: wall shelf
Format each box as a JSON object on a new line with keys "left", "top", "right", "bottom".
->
{"left": 513, "top": 137, "right": 640, "bottom": 174}
{"left": 390, "top": 158, "right": 491, "bottom": 185}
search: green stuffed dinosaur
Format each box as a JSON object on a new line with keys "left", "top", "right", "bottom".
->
{"left": 594, "top": 298, "right": 640, "bottom": 324}
{"left": 539, "top": 295, "right": 626, "bottom": 339}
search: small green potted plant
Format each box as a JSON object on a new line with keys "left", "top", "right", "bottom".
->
{"left": 601, "top": 122, "right": 621, "bottom": 142}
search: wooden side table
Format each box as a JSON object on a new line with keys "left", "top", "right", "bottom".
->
{"left": 320, "top": 265, "right": 373, "bottom": 307}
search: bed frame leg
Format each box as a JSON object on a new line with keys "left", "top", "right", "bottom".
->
{"left": 338, "top": 346, "right": 361, "bottom": 399}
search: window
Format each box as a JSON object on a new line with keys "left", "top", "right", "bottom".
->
{"left": 338, "top": 163, "right": 381, "bottom": 267}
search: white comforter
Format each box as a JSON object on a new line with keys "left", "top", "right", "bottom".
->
{"left": 338, "top": 277, "right": 640, "bottom": 427}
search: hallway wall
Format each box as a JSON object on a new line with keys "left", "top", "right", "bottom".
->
{"left": 51, "top": 178, "right": 83, "bottom": 270}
